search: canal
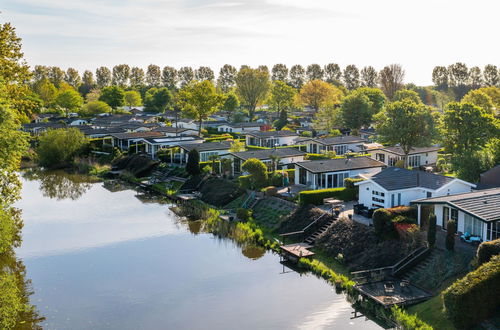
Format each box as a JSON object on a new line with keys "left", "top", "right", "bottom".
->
{"left": 16, "top": 171, "right": 381, "bottom": 329}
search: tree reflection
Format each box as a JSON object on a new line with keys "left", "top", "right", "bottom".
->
{"left": 22, "top": 169, "right": 93, "bottom": 201}
{"left": 0, "top": 249, "right": 44, "bottom": 329}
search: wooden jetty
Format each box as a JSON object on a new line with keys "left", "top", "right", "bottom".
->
{"left": 280, "top": 243, "right": 315, "bottom": 263}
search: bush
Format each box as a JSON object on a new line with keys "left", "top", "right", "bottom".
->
{"left": 344, "top": 177, "right": 364, "bottom": 189}
{"left": 392, "top": 215, "right": 417, "bottom": 224}
{"left": 186, "top": 149, "right": 200, "bottom": 176}
{"left": 477, "top": 238, "right": 500, "bottom": 265}
{"left": 262, "top": 186, "right": 278, "bottom": 197}
{"left": 236, "top": 208, "right": 252, "bottom": 221}
{"left": 305, "top": 153, "right": 330, "bottom": 160}
{"left": 386, "top": 206, "right": 417, "bottom": 219}
{"left": 446, "top": 220, "right": 456, "bottom": 251}
{"left": 443, "top": 255, "right": 500, "bottom": 329}
{"left": 372, "top": 208, "right": 396, "bottom": 239}
{"left": 238, "top": 174, "right": 252, "bottom": 190}
{"left": 427, "top": 213, "right": 437, "bottom": 248}
{"left": 298, "top": 187, "right": 357, "bottom": 206}
{"left": 37, "top": 128, "right": 89, "bottom": 168}
{"left": 241, "top": 158, "right": 268, "bottom": 189}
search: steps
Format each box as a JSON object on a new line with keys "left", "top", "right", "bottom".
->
{"left": 303, "top": 218, "right": 335, "bottom": 245}
{"left": 400, "top": 250, "right": 439, "bottom": 281}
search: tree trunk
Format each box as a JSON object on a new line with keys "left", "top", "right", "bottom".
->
{"left": 198, "top": 118, "right": 203, "bottom": 136}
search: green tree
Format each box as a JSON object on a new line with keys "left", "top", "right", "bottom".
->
{"left": 80, "top": 100, "right": 111, "bottom": 117}
{"left": 32, "top": 77, "right": 57, "bottom": 105}
{"left": 235, "top": 67, "right": 270, "bottom": 120}
{"left": 483, "top": 64, "right": 499, "bottom": 87}
{"left": 36, "top": 128, "right": 88, "bottom": 168}
{"left": 355, "top": 87, "right": 387, "bottom": 114}
{"left": 124, "top": 90, "right": 142, "bottom": 108}
{"left": 112, "top": 64, "right": 130, "bottom": 87}
{"left": 177, "top": 81, "right": 225, "bottom": 135}
{"left": 427, "top": 213, "right": 437, "bottom": 248}
{"left": 461, "top": 89, "right": 495, "bottom": 115}
{"left": 445, "top": 220, "right": 456, "bottom": 251}
{"left": 130, "top": 67, "right": 145, "bottom": 87}
{"left": 375, "top": 99, "right": 437, "bottom": 166}
{"left": 229, "top": 140, "right": 245, "bottom": 152}
{"left": 55, "top": 89, "right": 83, "bottom": 116}
{"left": 79, "top": 70, "right": 95, "bottom": 96}
{"left": 217, "top": 64, "right": 237, "bottom": 92}
{"left": 162, "top": 66, "right": 177, "bottom": 89}
{"left": 343, "top": 64, "right": 360, "bottom": 90}
{"left": 393, "top": 89, "right": 423, "bottom": 104}
{"left": 194, "top": 66, "right": 214, "bottom": 82}
{"left": 432, "top": 66, "right": 449, "bottom": 91}
{"left": 268, "top": 80, "right": 296, "bottom": 116}
{"left": 379, "top": 64, "right": 405, "bottom": 100}
{"left": 65, "top": 68, "right": 81, "bottom": 88}
{"left": 178, "top": 66, "right": 194, "bottom": 87}
{"left": 222, "top": 91, "right": 240, "bottom": 120}
{"left": 306, "top": 64, "right": 324, "bottom": 81}
{"left": 289, "top": 64, "right": 306, "bottom": 89}
{"left": 360, "top": 66, "right": 378, "bottom": 87}
{"left": 271, "top": 64, "right": 288, "bottom": 82}
{"left": 146, "top": 64, "right": 161, "bottom": 87}
{"left": 95, "top": 66, "right": 112, "bottom": 88}
{"left": 324, "top": 63, "right": 342, "bottom": 84}
{"left": 242, "top": 158, "right": 268, "bottom": 189}
{"left": 299, "top": 80, "right": 343, "bottom": 111}
{"left": 340, "top": 92, "right": 372, "bottom": 130}
{"left": 186, "top": 148, "right": 200, "bottom": 176}
{"left": 312, "top": 104, "right": 342, "bottom": 133}
{"left": 99, "top": 86, "right": 125, "bottom": 109}
{"left": 144, "top": 87, "right": 172, "bottom": 113}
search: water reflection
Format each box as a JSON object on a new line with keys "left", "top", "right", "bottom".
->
{"left": 22, "top": 169, "right": 94, "bottom": 201}
{"left": 241, "top": 245, "right": 266, "bottom": 260}
{"left": 0, "top": 250, "right": 44, "bottom": 328}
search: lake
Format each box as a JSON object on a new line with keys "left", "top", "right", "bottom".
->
{"left": 16, "top": 171, "right": 380, "bottom": 329}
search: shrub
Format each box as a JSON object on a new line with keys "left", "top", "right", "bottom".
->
{"left": 477, "top": 238, "right": 500, "bottom": 265}
{"left": 392, "top": 215, "right": 417, "bottom": 224}
{"left": 236, "top": 208, "right": 252, "bottom": 221}
{"left": 446, "top": 220, "right": 456, "bottom": 251}
{"left": 344, "top": 177, "right": 364, "bottom": 189}
{"left": 386, "top": 206, "right": 417, "bottom": 219}
{"left": 186, "top": 149, "right": 200, "bottom": 176}
{"left": 298, "top": 187, "right": 357, "bottom": 206}
{"left": 241, "top": 158, "right": 268, "bottom": 189}
{"left": 262, "top": 186, "right": 278, "bottom": 197}
{"left": 427, "top": 213, "right": 437, "bottom": 248}
{"left": 37, "top": 128, "right": 89, "bottom": 168}
{"left": 305, "top": 153, "right": 330, "bottom": 160}
{"left": 238, "top": 175, "right": 252, "bottom": 190}
{"left": 443, "top": 255, "right": 500, "bottom": 329}
{"left": 391, "top": 306, "right": 433, "bottom": 330}
{"left": 372, "top": 208, "right": 396, "bottom": 239}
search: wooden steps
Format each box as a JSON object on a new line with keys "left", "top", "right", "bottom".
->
{"left": 303, "top": 218, "right": 335, "bottom": 245}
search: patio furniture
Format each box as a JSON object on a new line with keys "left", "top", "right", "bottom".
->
{"left": 384, "top": 282, "right": 395, "bottom": 294}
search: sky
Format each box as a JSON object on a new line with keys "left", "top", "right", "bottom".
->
{"left": 2, "top": 0, "right": 499, "bottom": 86}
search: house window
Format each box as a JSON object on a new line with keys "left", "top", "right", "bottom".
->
{"left": 488, "top": 221, "right": 500, "bottom": 241}
{"left": 464, "top": 214, "right": 482, "bottom": 237}
{"left": 334, "top": 145, "right": 347, "bottom": 155}
{"left": 389, "top": 157, "right": 398, "bottom": 166}
{"left": 451, "top": 209, "right": 458, "bottom": 221}
{"left": 408, "top": 155, "right": 421, "bottom": 167}
{"left": 426, "top": 192, "right": 432, "bottom": 198}
{"left": 376, "top": 153, "right": 385, "bottom": 163}
{"left": 201, "top": 151, "right": 218, "bottom": 162}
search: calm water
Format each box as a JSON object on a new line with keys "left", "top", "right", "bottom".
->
{"left": 16, "top": 171, "right": 380, "bottom": 330}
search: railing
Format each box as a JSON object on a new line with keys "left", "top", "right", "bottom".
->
{"left": 241, "top": 191, "right": 256, "bottom": 209}
{"left": 279, "top": 212, "right": 330, "bottom": 242}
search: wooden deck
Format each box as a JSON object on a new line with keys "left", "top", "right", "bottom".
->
{"left": 280, "top": 243, "right": 315, "bottom": 262}
{"left": 354, "top": 277, "right": 432, "bottom": 307}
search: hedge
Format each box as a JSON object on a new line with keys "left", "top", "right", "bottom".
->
{"left": 443, "top": 255, "right": 500, "bottom": 329}
{"left": 305, "top": 153, "right": 330, "bottom": 160}
{"left": 298, "top": 187, "right": 357, "bottom": 206}
{"left": 373, "top": 208, "right": 397, "bottom": 239}
{"left": 344, "top": 177, "right": 364, "bottom": 189}
{"left": 238, "top": 174, "right": 252, "bottom": 189}
{"left": 477, "top": 238, "right": 500, "bottom": 265}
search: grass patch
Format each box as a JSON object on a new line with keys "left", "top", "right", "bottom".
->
{"left": 408, "top": 295, "right": 453, "bottom": 330}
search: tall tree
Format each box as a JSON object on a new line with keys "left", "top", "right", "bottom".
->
{"left": 379, "top": 64, "right": 405, "bottom": 100}
{"left": 32, "top": 77, "right": 57, "bottom": 105}
{"left": 48, "top": 66, "right": 65, "bottom": 87}
{"left": 257, "top": 65, "right": 269, "bottom": 75}
{"left": 186, "top": 149, "right": 201, "bottom": 176}
{"left": 178, "top": 66, "right": 194, "bottom": 87}
{"left": 462, "top": 90, "right": 495, "bottom": 115}
{"left": 146, "top": 64, "right": 161, "bottom": 87}
{"left": 324, "top": 63, "right": 341, "bottom": 84}
{"left": 268, "top": 80, "right": 296, "bottom": 116}
{"left": 161, "top": 66, "right": 177, "bottom": 89}
{"left": 124, "top": 90, "right": 142, "bottom": 108}
{"left": 360, "top": 66, "right": 378, "bottom": 87}
{"left": 312, "top": 105, "right": 342, "bottom": 133}
{"left": 99, "top": 86, "right": 125, "bottom": 109}
{"left": 217, "top": 64, "right": 237, "bottom": 92}
{"left": 80, "top": 100, "right": 111, "bottom": 117}
{"left": 32, "top": 65, "right": 49, "bottom": 83}
{"left": 37, "top": 128, "right": 88, "bottom": 167}
{"left": 271, "top": 64, "right": 288, "bottom": 82}
{"left": 79, "top": 70, "right": 95, "bottom": 96}
{"left": 55, "top": 89, "right": 83, "bottom": 116}
{"left": 177, "top": 80, "right": 225, "bottom": 135}
{"left": 393, "top": 89, "right": 423, "bottom": 104}
{"left": 65, "top": 68, "right": 81, "bottom": 88}
{"left": 194, "top": 66, "right": 214, "bottom": 82}
{"left": 95, "top": 66, "right": 112, "bottom": 88}
{"left": 374, "top": 99, "right": 437, "bottom": 166}
{"left": 448, "top": 62, "right": 469, "bottom": 99}
{"left": 299, "top": 79, "right": 343, "bottom": 112}
{"left": 289, "top": 64, "right": 306, "bottom": 89}
{"left": 130, "top": 67, "right": 145, "bottom": 87}
{"left": 235, "top": 67, "right": 270, "bottom": 120}
{"left": 483, "top": 64, "right": 499, "bottom": 87}
{"left": 469, "top": 66, "right": 483, "bottom": 89}
{"left": 144, "top": 87, "right": 172, "bottom": 113}
{"left": 432, "top": 66, "right": 449, "bottom": 91}
{"left": 306, "top": 64, "right": 324, "bottom": 81}
{"left": 343, "top": 64, "right": 360, "bottom": 90}
{"left": 112, "top": 64, "right": 130, "bottom": 87}
{"left": 222, "top": 91, "right": 239, "bottom": 120}
{"left": 355, "top": 87, "right": 387, "bottom": 115}
{"left": 340, "top": 93, "right": 372, "bottom": 130}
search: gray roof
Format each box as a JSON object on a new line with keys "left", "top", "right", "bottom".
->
{"left": 364, "top": 167, "right": 457, "bottom": 191}
{"left": 230, "top": 148, "right": 306, "bottom": 161}
{"left": 224, "top": 122, "right": 261, "bottom": 128}
{"left": 295, "top": 157, "right": 385, "bottom": 173}
{"left": 375, "top": 146, "right": 441, "bottom": 156}
{"left": 179, "top": 141, "right": 232, "bottom": 152}
{"left": 306, "top": 135, "right": 366, "bottom": 145}
{"left": 412, "top": 188, "right": 500, "bottom": 222}
{"left": 152, "top": 127, "right": 196, "bottom": 133}
{"left": 110, "top": 131, "right": 165, "bottom": 140}
{"left": 245, "top": 130, "right": 298, "bottom": 138}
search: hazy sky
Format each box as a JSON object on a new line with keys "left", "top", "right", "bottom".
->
{"left": 2, "top": 0, "right": 499, "bottom": 85}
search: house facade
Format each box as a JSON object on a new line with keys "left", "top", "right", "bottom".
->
{"left": 178, "top": 141, "right": 232, "bottom": 162}
{"left": 244, "top": 130, "right": 299, "bottom": 147}
{"left": 370, "top": 146, "right": 440, "bottom": 167}
{"left": 356, "top": 167, "right": 475, "bottom": 209}
{"left": 412, "top": 188, "right": 500, "bottom": 242}
{"left": 217, "top": 122, "right": 262, "bottom": 134}
{"left": 300, "top": 136, "right": 366, "bottom": 155}
{"left": 294, "top": 157, "right": 385, "bottom": 189}
{"left": 229, "top": 148, "right": 306, "bottom": 175}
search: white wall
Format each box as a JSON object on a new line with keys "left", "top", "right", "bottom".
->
{"left": 370, "top": 150, "right": 438, "bottom": 166}
{"left": 435, "top": 181, "right": 474, "bottom": 196}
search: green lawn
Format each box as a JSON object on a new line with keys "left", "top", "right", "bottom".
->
{"left": 408, "top": 295, "right": 455, "bottom": 330}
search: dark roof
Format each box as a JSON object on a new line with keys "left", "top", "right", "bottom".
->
{"left": 76, "top": 126, "right": 125, "bottom": 135}
{"left": 478, "top": 165, "right": 500, "bottom": 189}
{"left": 375, "top": 146, "right": 441, "bottom": 156}
{"left": 305, "top": 135, "right": 366, "bottom": 145}
{"left": 224, "top": 122, "right": 261, "bottom": 128}
{"left": 363, "top": 167, "right": 459, "bottom": 191}
{"left": 141, "top": 136, "right": 204, "bottom": 144}
{"left": 230, "top": 148, "right": 306, "bottom": 161}
{"left": 245, "top": 130, "right": 298, "bottom": 138}
{"left": 110, "top": 131, "right": 164, "bottom": 140}
{"left": 179, "top": 141, "right": 232, "bottom": 152}
{"left": 295, "top": 157, "right": 385, "bottom": 173}
{"left": 152, "top": 127, "right": 196, "bottom": 133}
{"left": 412, "top": 188, "right": 500, "bottom": 222}
{"left": 22, "top": 122, "right": 67, "bottom": 130}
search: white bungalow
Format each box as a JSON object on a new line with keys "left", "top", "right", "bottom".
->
{"left": 244, "top": 130, "right": 299, "bottom": 147}
{"left": 299, "top": 135, "right": 367, "bottom": 155}
{"left": 370, "top": 146, "right": 440, "bottom": 167}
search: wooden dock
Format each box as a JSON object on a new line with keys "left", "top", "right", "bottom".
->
{"left": 280, "top": 243, "right": 315, "bottom": 263}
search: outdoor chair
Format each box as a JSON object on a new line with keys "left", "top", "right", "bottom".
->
{"left": 384, "top": 282, "right": 395, "bottom": 294}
